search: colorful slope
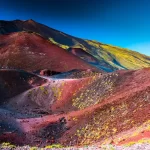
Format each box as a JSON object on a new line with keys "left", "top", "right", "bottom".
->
{"left": 0, "top": 68, "right": 150, "bottom": 148}
{"left": 0, "top": 32, "right": 99, "bottom": 72}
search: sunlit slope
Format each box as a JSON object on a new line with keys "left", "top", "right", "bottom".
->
{"left": 84, "top": 40, "right": 150, "bottom": 70}
{"left": 49, "top": 38, "right": 150, "bottom": 71}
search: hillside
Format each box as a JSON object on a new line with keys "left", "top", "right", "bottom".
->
{"left": 1, "top": 19, "right": 150, "bottom": 149}
{"left": 0, "top": 69, "right": 46, "bottom": 103}
{"left": 1, "top": 19, "right": 150, "bottom": 72}
{"left": 0, "top": 31, "right": 98, "bottom": 72}
{"left": 0, "top": 68, "right": 150, "bottom": 149}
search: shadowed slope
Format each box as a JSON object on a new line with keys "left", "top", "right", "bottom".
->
{"left": 68, "top": 48, "right": 98, "bottom": 63}
{"left": 0, "top": 69, "right": 46, "bottom": 104}
{"left": 0, "top": 69, "right": 48, "bottom": 145}
{"left": 68, "top": 47, "right": 115, "bottom": 71}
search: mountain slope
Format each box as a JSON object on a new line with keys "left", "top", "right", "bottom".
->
{"left": 85, "top": 40, "right": 150, "bottom": 70}
{"left": 1, "top": 19, "right": 150, "bottom": 72}
{"left": 1, "top": 19, "right": 150, "bottom": 149}
{"left": 0, "top": 31, "right": 99, "bottom": 72}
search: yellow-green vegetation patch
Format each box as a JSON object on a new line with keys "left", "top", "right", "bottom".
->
{"left": 49, "top": 38, "right": 69, "bottom": 49}
{"left": 72, "top": 92, "right": 147, "bottom": 146}
{"left": 1, "top": 142, "right": 16, "bottom": 149}
{"left": 45, "top": 144, "right": 63, "bottom": 148}
{"left": 52, "top": 82, "right": 65, "bottom": 100}
{"left": 71, "top": 43, "right": 86, "bottom": 51}
{"left": 40, "top": 86, "right": 48, "bottom": 95}
{"left": 86, "top": 40, "right": 101, "bottom": 48}
{"left": 100, "top": 44, "right": 150, "bottom": 69}
{"left": 72, "top": 73, "right": 117, "bottom": 109}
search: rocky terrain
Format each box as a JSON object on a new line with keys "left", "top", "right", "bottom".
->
{"left": 0, "top": 20, "right": 150, "bottom": 149}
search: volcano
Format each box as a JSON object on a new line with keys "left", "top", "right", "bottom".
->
{"left": 0, "top": 19, "right": 150, "bottom": 149}
{"left": 1, "top": 19, "right": 150, "bottom": 72}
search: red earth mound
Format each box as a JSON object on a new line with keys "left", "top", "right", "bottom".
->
{"left": 0, "top": 32, "right": 100, "bottom": 73}
{"left": 58, "top": 68, "right": 150, "bottom": 146}
{"left": 0, "top": 68, "right": 150, "bottom": 147}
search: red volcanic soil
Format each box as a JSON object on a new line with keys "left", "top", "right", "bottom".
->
{"left": 57, "top": 68, "right": 150, "bottom": 146}
{"left": 4, "top": 70, "right": 101, "bottom": 115}
{"left": 118, "top": 130, "right": 150, "bottom": 145}
{"left": 1, "top": 68, "right": 150, "bottom": 147}
{"left": 0, "top": 32, "right": 100, "bottom": 73}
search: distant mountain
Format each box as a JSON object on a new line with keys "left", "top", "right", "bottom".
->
{"left": 1, "top": 19, "right": 150, "bottom": 72}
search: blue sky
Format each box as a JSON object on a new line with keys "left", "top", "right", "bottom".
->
{"left": 1, "top": 0, "right": 150, "bottom": 55}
